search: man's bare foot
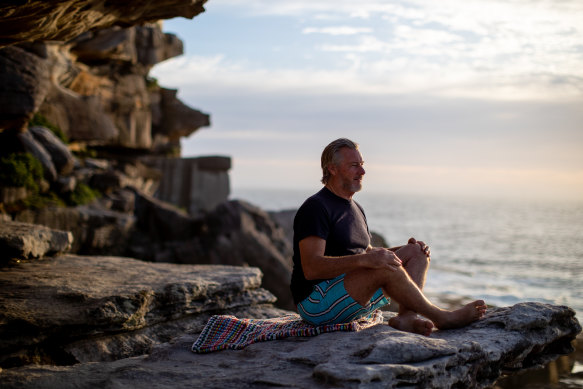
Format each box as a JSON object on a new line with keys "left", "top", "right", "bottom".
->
{"left": 389, "top": 311, "right": 435, "bottom": 336}
{"left": 433, "top": 300, "right": 487, "bottom": 330}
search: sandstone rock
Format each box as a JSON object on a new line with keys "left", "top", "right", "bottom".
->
{"left": 29, "top": 126, "right": 76, "bottom": 175}
{"left": 0, "top": 255, "right": 276, "bottom": 367}
{"left": 268, "top": 209, "right": 295, "bottom": 240}
{"left": 174, "top": 200, "right": 295, "bottom": 310}
{"left": 135, "top": 24, "right": 183, "bottom": 66}
{"left": 132, "top": 189, "right": 200, "bottom": 243}
{"left": 106, "top": 188, "right": 136, "bottom": 213}
{"left": 70, "top": 27, "right": 137, "bottom": 64}
{"left": 0, "top": 302, "right": 579, "bottom": 388}
{"left": 152, "top": 88, "right": 210, "bottom": 142}
{"left": 0, "top": 45, "right": 50, "bottom": 131}
{"left": 0, "top": 0, "right": 207, "bottom": 48}
{"left": 39, "top": 84, "right": 119, "bottom": 144}
{"left": 14, "top": 205, "right": 136, "bottom": 256}
{"left": 1, "top": 10, "right": 208, "bottom": 154}
{"left": 148, "top": 156, "right": 231, "bottom": 215}
{"left": 89, "top": 170, "right": 132, "bottom": 194}
{"left": 55, "top": 176, "right": 76, "bottom": 194}
{"left": 0, "top": 220, "right": 72, "bottom": 262}
{"left": 0, "top": 187, "right": 28, "bottom": 205}
{"left": 16, "top": 129, "right": 57, "bottom": 182}
{"left": 64, "top": 303, "right": 289, "bottom": 363}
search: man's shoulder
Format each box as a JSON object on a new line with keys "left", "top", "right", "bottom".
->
{"left": 298, "top": 189, "right": 328, "bottom": 214}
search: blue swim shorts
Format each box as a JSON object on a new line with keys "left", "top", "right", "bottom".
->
{"left": 297, "top": 273, "right": 389, "bottom": 326}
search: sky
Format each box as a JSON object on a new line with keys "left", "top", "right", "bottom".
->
{"left": 151, "top": 0, "right": 583, "bottom": 201}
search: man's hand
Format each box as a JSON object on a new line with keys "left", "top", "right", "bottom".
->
{"left": 365, "top": 247, "right": 403, "bottom": 271}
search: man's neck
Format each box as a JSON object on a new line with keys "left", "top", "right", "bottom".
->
{"left": 325, "top": 183, "right": 353, "bottom": 201}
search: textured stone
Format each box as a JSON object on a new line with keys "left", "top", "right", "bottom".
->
{"left": 148, "top": 156, "right": 231, "bottom": 215}
{"left": 0, "top": 0, "right": 207, "bottom": 48}
{"left": 14, "top": 205, "right": 136, "bottom": 256}
{"left": 0, "top": 187, "right": 28, "bottom": 204}
{"left": 38, "top": 83, "right": 119, "bottom": 144}
{"left": 29, "top": 126, "right": 76, "bottom": 175}
{"left": 152, "top": 88, "right": 211, "bottom": 142}
{"left": 0, "top": 303, "right": 579, "bottom": 388}
{"left": 0, "top": 255, "right": 276, "bottom": 367}
{"left": 135, "top": 24, "right": 183, "bottom": 65}
{"left": 132, "top": 189, "right": 200, "bottom": 242}
{"left": 0, "top": 220, "right": 73, "bottom": 262}
{"left": 0, "top": 45, "right": 50, "bottom": 131}
{"left": 16, "top": 129, "right": 57, "bottom": 182}
{"left": 174, "top": 200, "right": 294, "bottom": 310}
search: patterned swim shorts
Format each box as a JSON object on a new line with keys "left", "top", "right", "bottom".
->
{"left": 297, "top": 273, "right": 389, "bottom": 326}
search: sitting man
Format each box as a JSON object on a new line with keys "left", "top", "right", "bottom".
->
{"left": 290, "top": 138, "right": 486, "bottom": 336}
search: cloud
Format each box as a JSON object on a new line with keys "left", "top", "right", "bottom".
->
{"left": 168, "top": 0, "right": 583, "bottom": 102}
{"left": 302, "top": 26, "right": 373, "bottom": 35}
{"left": 152, "top": 51, "right": 581, "bottom": 102}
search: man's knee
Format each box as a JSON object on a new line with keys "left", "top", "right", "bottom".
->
{"left": 397, "top": 243, "right": 429, "bottom": 263}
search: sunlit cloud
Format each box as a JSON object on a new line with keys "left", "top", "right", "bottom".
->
{"left": 152, "top": 52, "right": 581, "bottom": 101}
{"left": 302, "top": 26, "right": 373, "bottom": 35}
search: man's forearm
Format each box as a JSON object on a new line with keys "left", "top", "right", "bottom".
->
{"left": 302, "top": 253, "right": 368, "bottom": 280}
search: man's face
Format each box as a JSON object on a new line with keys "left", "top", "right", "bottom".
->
{"left": 333, "top": 147, "right": 366, "bottom": 194}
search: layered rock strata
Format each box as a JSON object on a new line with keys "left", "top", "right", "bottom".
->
{"left": 0, "top": 0, "right": 208, "bottom": 48}
{"left": 0, "top": 22, "right": 209, "bottom": 153}
{"left": 0, "top": 254, "right": 278, "bottom": 367}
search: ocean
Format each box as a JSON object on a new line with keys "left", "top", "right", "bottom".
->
{"left": 231, "top": 187, "right": 583, "bottom": 318}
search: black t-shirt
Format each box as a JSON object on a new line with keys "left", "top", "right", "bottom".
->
{"left": 290, "top": 187, "right": 371, "bottom": 305}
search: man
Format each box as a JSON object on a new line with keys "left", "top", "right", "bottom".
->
{"left": 290, "top": 138, "right": 486, "bottom": 336}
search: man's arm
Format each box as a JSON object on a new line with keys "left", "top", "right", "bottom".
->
{"left": 300, "top": 236, "right": 403, "bottom": 280}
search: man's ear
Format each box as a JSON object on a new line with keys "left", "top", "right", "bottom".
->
{"left": 327, "top": 163, "right": 338, "bottom": 176}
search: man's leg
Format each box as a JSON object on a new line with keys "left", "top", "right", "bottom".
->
{"left": 343, "top": 255, "right": 486, "bottom": 335}
{"left": 390, "top": 239, "right": 433, "bottom": 334}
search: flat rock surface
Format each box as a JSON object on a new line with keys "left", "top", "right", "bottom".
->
{"left": 0, "top": 255, "right": 275, "bottom": 364}
{"left": 1, "top": 302, "right": 580, "bottom": 388}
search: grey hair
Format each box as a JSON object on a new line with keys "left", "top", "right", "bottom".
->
{"left": 321, "top": 138, "right": 359, "bottom": 184}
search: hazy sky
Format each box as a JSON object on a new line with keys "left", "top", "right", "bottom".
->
{"left": 151, "top": 0, "right": 583, "bottom": 201}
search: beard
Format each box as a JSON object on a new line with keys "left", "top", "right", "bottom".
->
{"left": 341, "top": 177, "right": 363, "bottom": 193}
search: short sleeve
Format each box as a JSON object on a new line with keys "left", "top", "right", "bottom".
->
{"left": 294, "top": 197, "right": 330, "bottom": 243}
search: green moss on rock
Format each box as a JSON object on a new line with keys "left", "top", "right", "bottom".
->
{"left": 0, "top": 153, "right": 44, "bottom": 191}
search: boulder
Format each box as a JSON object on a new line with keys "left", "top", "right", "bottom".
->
{"left": 152, "top": 88, "right": 211, "bottom": 142}
{"left": 174, "top": 200, "right": 295, "bottom": 310}
{"left": 132, "top": 189, "right": 200, "bottom": 243}
{"left": 135, "top": 24, "right": 183, "bottom": 66}
{"left": 16, "top": 130, "right": 57, "bottom": 182}
{"left": 0, "top": 302, "right": 579, "bottom": 388}
{"left": 28, "top": 126, "right": 76, "bottom": 175}
{"left": 147, "top": 156, "right": 231, "bottom": 215}
{"left": 0, "top": 45, "right": 50, "bottom": 131}
{"left": 14, "top": 205, "right": 136, "bottom": 256}
{"left": 0, "top": 255, "right": 277, "bottom": 367}
{"left": 0, "top": 220, "right": 72, "bottom": 262}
